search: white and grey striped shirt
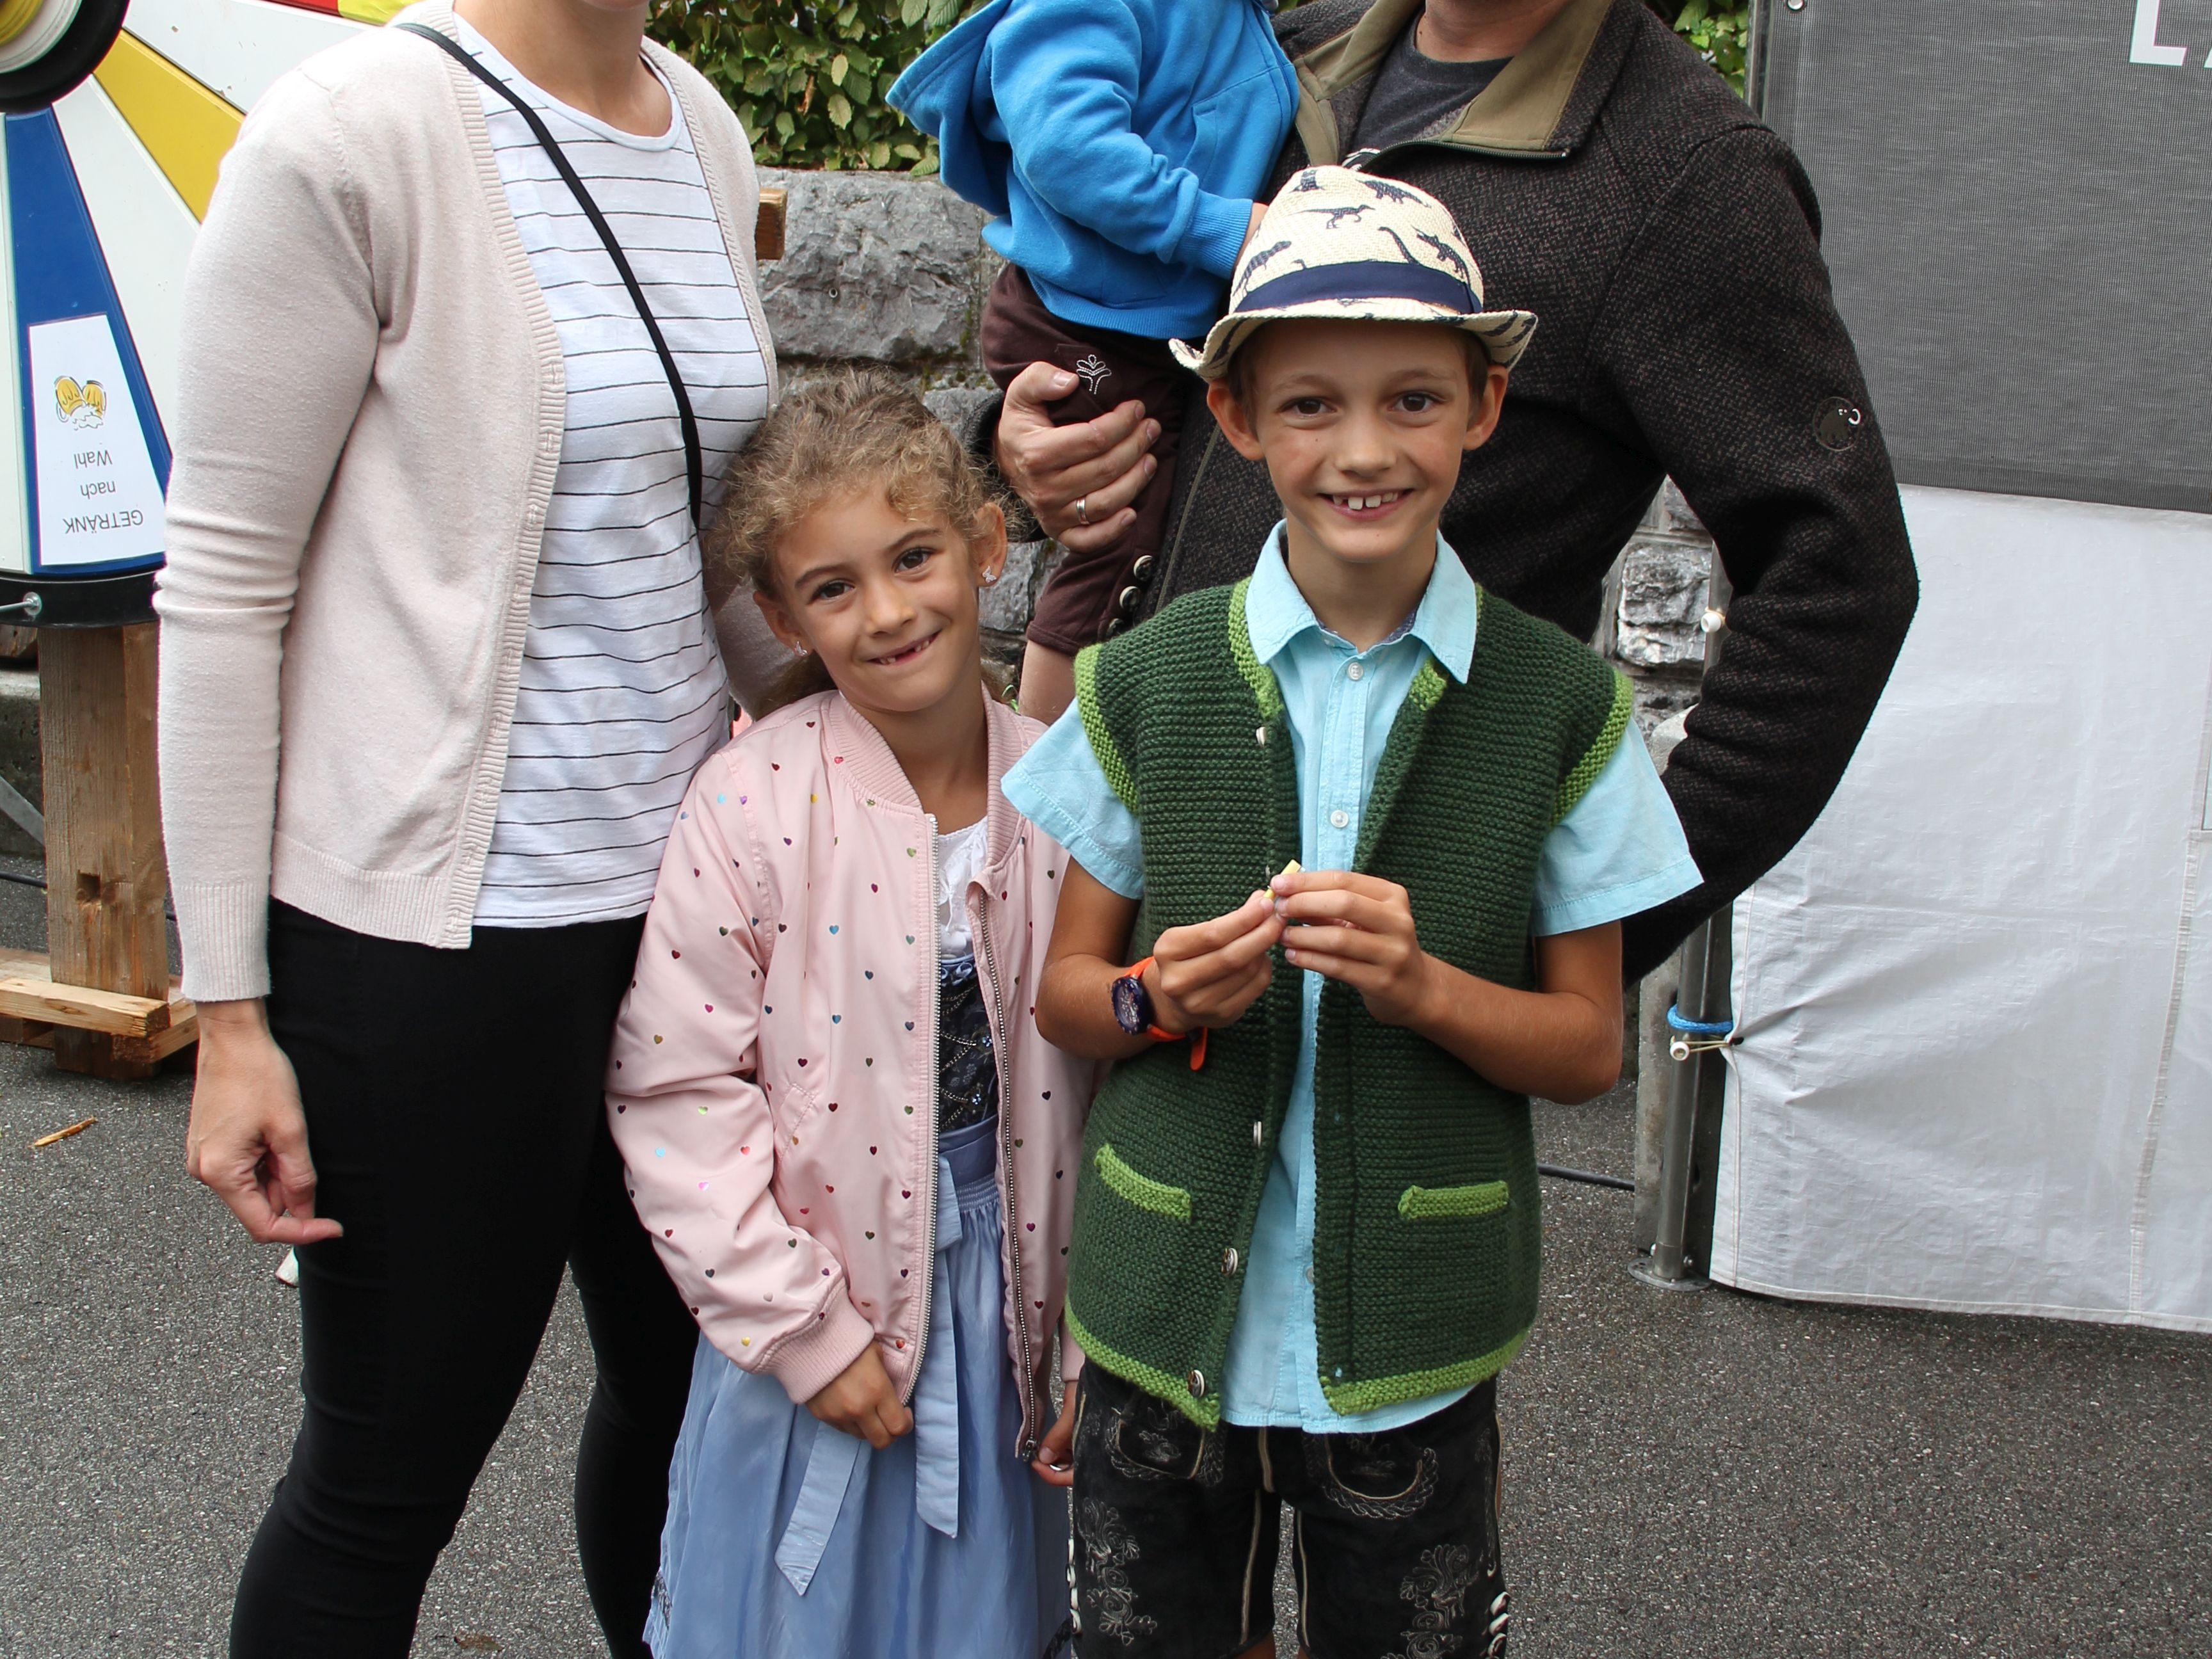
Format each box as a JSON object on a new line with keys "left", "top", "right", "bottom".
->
{"left": 460, "top": 20, "right": 768, "bottom": 926}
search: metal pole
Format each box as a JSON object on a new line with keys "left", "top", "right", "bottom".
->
{"left": 1631, "top": 545, "right": 1735, "bottom": 1288}
{"left": 1640, "top": 913, "right": 1727, "bottom": 1285}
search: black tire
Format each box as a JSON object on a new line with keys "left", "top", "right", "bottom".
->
{"left": 0, "top": 0, "right": 129, "bottom": 116}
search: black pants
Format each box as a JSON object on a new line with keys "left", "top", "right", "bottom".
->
{"left": 1071, "top": 1365, "right": 1510, "bottom": 1659}
{"left": 230, "top": 903, "right": 698, "bottom": 1658}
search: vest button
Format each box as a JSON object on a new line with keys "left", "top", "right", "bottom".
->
{"left": 1105, "top": 618, "right": 1126, "bottom": 637}
{"left": 1132, "top": 555, "right": 1155, "bottom": 582}
{"left": 1186, "top": 1369, "right": 1206, "bottom": 1397}
{"left": 1252, "top": 1119, "right": 1264, "bottom": 1147}
{"left": 1222, "top": 1247, "right": 1239, "bottom": 1276}
{"left": 1118, "top": 585, "right": 1142, "bottom": 613}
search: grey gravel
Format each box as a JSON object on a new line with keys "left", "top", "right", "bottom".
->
{"left": 4, "top": 862, "right": 2206, "bottom": 1655}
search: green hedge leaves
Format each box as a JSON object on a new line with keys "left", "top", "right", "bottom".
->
{"left": 646, "top": 0, "right": 965, "bottom": 172}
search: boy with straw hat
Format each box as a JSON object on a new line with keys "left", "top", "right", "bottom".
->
{"left": 1006, "top": 167, "right": 1700, "bottom": 1656}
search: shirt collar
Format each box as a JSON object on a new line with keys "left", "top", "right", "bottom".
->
{"left": 1244, "top": 524, "right": 1479, "bottom": 683}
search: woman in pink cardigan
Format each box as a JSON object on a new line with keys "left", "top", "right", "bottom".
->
{"left": 608, "top": 373, "right": 1088, "bottom": 1656}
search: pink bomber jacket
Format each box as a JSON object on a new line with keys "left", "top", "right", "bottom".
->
{"left": 607, "top": 689, "right": 1095, "bottom": 1454}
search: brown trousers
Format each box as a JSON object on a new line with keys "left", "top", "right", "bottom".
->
{"left": 979, "top": 265, "right": 1193, "bottom": 652}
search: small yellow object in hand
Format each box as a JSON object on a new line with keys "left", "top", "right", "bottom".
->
{"left": 1278, "top": 860, "right": 1302, "bottom": 879}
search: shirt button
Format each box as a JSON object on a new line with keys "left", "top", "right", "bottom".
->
{"left": 1222, "top": 1247, "right": 1239, "bottom": 1276}
{"left": 1306, "top": 1265, "right": 1316, "bottom": 1283}
{"left": 1346, "top": 661, "right": 1364, "bottom": 681}
{"left": 1329, "top": 808, "right": 1350, "bottom": 830}
{"left": 1187, "top": 1369, "right": 1206, "bottom": 1398}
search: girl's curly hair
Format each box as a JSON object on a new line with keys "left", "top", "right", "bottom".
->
{"left": 709, "top": 370, "right": 1009, "bottom": 715}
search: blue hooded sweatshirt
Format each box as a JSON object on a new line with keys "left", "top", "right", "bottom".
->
{"left": 888, "top": 0, "right": 1298, "bottom": 342}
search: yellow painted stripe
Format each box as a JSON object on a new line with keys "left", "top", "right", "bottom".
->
{"left": 92, "top": 31, "right": 242, "bottom": 220}
{"left": 0, "top": 0, "right": 44, "bottom": 49}
{"left": 337, "top": 0, "right": 409, "bottom": 22}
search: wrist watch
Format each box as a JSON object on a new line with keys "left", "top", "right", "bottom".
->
{"left": 1111, "top": 956, "right": 1208, "bottom": 1070}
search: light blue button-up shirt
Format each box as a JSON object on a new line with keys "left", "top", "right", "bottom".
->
{"left": 1006, "top": 530, "right": 1701, "bottom": 1431}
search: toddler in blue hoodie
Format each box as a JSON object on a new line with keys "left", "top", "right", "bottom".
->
{"left": 890, "top": 0, "right": 1297, "bottom": 720}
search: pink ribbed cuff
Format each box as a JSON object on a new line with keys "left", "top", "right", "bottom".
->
{"left": 172, "top": 880, "right": 271, "bottom": 1004}
{"left": 762, "top": 1295, "right": 878, "bottom": 1407}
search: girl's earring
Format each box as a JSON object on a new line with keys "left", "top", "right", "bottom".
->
{"left": 793, "top": 643, "right": 810, "bottom": 657}
{"left": 982, "top": 570, "right": 1000, "bottom": 587}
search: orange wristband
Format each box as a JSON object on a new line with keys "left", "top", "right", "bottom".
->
{"left": 1128, "top": 957, "right": 1208, "bottom": 1071}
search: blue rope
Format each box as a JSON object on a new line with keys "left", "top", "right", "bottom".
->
{"left": 1666, "top": 1003, "right": 1734, "bottom": 1038}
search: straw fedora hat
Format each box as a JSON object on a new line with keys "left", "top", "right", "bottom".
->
{"left": 1172, "top": 165, "right": 1537, "bottom": 382}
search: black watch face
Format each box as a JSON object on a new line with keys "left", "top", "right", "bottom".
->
{"left": 1112, "top": 973, "right": 1151, "bottom": 1036}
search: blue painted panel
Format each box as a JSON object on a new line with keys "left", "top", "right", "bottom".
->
{"left": 6, "top": 108, "right": 169, "bottom": 575}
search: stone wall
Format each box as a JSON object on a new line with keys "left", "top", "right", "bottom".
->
{"left": 755, "top": 168, "right": 1719, "bottom": 720}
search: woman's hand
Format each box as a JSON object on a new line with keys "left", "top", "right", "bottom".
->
{"left": 184, "top": 999, "right": 343, "bottom": 1244}
{"left": 1146, "top": 890, "right": 1283, "bottom": 1034}
{"left": 1030, "top": 1385, "right": 1078, "bottom": 1487}
{"left": 807, "top": 1343, "right": 914, "bottom": 1449}
{"left": 993, "top": 361, "right": 1158, "bottom": 553}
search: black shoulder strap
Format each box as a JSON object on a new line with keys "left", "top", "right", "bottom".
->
{"left": 401, "top": 20, "right": 702, "bottom": 535}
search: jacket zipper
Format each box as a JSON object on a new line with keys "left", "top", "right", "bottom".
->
{"left": 902, "top": 815, "right": 944, "bottom": 1404}
{"left": 975, "top": 898, "right": 1039, "bottom": 1457}
{"left": 1340, "top": 140, "right": 1570, "bottom": 169}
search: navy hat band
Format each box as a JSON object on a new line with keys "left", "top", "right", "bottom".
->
{"left": 1239, "top": 260, "right": 1478, "bottom": 317}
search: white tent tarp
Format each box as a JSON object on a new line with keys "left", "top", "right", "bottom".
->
{"left": 1710, "top": 485, "right": 2212, "bottom": 1331}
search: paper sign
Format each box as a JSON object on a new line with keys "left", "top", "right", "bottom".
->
{"left": 26, "top": 312, "right": 166, "bottom": 570}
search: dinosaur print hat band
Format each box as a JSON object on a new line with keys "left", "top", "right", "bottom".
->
{"left": 1172, "top": 165, "right": 1538, "bottom": 382}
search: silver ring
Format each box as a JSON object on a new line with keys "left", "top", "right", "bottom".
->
{"left": 1075, "top": 495, "right": 1090, "bottom": 527}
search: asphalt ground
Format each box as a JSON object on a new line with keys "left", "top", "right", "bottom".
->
{"left": 3, "top": 858, "right": 2208, "bottom": 1657}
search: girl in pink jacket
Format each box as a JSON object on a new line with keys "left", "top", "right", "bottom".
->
{"left": 607, "top": 373, "right": 1091, "bottom": 1658}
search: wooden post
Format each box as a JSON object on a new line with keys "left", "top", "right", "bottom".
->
{"left": 37, "top": 623, "right": 169, "bottom": 1078}
{"left": 756, "top": 186, "right": 787, "bottom": 264}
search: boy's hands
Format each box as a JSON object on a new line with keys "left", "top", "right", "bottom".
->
{"left": 1031, "top": 1387, "right": 1078, "bottom": 1487}
{"left": 1146, "top": 890, "right": 1283, "bottom": 1034}
{"left": 807, "top": 1343, "right": 914, "bottom": 1448}
{"left": 1270, "top": 869, "right": 1437, "bottom": 1029}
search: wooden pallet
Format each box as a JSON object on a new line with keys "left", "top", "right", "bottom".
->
{"left": 12, "top": 625, "right": 186, "bottom": 1080}
{"left": 0, "top": 945, "right": 197, "bottom": 1066}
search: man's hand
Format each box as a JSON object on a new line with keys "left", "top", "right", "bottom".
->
{"left": 1147, "top": 890, "right": 1283, "bottom": 1034}
{"left": 184, "top": 999, "right": 342, "bottom": 1245}
{"left": 1272, "top": 869, "right": 1436, "bottom": 1029}
{"left": 993, "top": 360, "right": 1158, "bottom": 553}
{"left": 1031, "top": 1386, "right": 1078, "bottom": 1487}
{"left": 808, "top": 1343, "right": 914, "bottom": 1449}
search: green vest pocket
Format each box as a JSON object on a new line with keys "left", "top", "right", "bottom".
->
{"left": 1398, "top": 1181, "right": 1509, "bottom": 1222}
{"left": 1096, "top": 1144, "right": 1192, "bottom": 1222}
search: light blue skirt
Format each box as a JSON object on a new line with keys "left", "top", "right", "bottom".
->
{"left": 646, "top": 1114, "right": 1071, "bottom": 1659}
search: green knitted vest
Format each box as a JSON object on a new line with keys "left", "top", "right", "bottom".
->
{"left": 1066, "top": 577, "right": 1631, "bottom": 1425}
